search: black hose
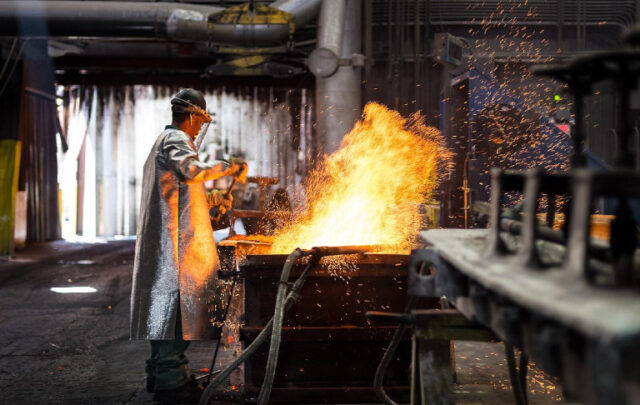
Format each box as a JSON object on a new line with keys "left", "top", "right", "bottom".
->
{"left": 519, "top": 352, "right": 529, "bottom": 405}
{"left": 257, "top": 248, "right": 306, "bottom": 404}
{"left": 199, "top": 316, "right": 274, "bottom": 405}
{"left": 199, "top": 251, "right": 316, "bottom": 405}
{"left": 373, "top": 295, "right": 418, "bottom": 405}
{"left": 257, "top": 245, "right": 373, "bottom": 405}
{"left": 200, "top": 245, "right": 373, "bottom": 405}
{"left": 505, "top": 344, "right": 528, "bottom": 405}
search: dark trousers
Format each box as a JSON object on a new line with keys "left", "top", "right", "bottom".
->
{"left": 146, "top": 308, "right": 190, "bottom": 391}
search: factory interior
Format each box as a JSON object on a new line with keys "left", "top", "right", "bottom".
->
{"left": 1, "top": 1, "right": 639, "bottom": 404}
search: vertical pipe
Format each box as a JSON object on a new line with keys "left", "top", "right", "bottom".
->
{"left": 557, "top": 1, "right": 564, "bottom": 52}
{"left": 424, "top": 0, "right": 431, "bottom": 122}
{"left": 308, "top": 0, "right": 346, "bottom": 77}
{"left": 316, "top": 0, "right": 362, "bottom": 155}
{"left": 616, "top": 69, "right": 633, "bottom": 167}
{"left": 395, "top": 0, "right": 401, "bottom": 110}
{"left": 573, "top": 90, "right": 585, "bottom": 167}
{"left": 414, "top": 0, "right": 419, "bottom": 113}
{"left": 95, "top": 87, "right": 103, "bottom": 236}
{"left": 363, "top": 0, "right": 372, "bottom": 93}
{"left": 385, "top": 0, "right": 392, "bottom": 86}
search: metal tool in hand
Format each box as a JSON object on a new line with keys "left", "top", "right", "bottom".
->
{"left": 209, "top": 161, "right": 248, "bottom": 224}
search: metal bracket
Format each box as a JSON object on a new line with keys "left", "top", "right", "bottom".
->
{"left": 408, "top": 248, "right": 467, "bottom": 300}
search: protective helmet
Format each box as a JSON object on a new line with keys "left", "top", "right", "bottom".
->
{"left": 171, "top": 88, "right": 212, "bottom": 122}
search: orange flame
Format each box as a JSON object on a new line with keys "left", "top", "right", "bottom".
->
{"left": 269, "top": 103, "right": 450, "bottom": 254}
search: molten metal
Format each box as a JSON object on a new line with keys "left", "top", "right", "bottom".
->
{"left": 270, "top": 103, "right": 449, "bottom": 254}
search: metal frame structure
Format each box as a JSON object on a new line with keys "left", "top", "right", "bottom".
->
{"left": 407, "top": 28, "right": 640, "bottom": 405}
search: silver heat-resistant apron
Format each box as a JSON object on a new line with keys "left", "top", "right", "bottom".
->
{"left": 130, "top": 128, "right": 229, "bottom": 340}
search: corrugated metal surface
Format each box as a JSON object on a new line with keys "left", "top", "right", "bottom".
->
{"left": 59, "top": 85, "right": 314, "bottom": 238}
{"left": 19, "top": 47, "right": 61, "bottom": 243}
{"left": 371, "top": 0, "right": 635, "bottom": 28}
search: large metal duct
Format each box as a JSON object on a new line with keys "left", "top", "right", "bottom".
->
{"left": 0, "top": 0, "right": 321, "bottom": 46}
{"left": 314, "top": 0, "right": 362, "bottom": 155}
{"left": 210, "top": 0, "right": 322, "bottom": 45}
{"left": 307, "top": 0, "right": 346, "bottom": 77}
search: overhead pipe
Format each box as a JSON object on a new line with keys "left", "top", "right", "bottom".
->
{"left": 209, "top": 0, "right": 322, "bottom": 45}
{"left": 313, "top": 0, "right": 362, "bottom": 155}
{"left": 307, "top": 0, "right": 346, "bottom": 77}
{"left": 0, "top": 0, "right": 321, "bottom": 46}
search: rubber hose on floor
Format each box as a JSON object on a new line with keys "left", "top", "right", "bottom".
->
{"left": 373, "top": 295, "right": 418, "bottom": 405}
{"left": 257, "top": 250, "right": 318, "bottom": 405}
{"left": 505, "top": 343, "right": 527, "bottom": 405}
{"left": 519, "top": 351, "right": 529, "bottom": 405}
{"left": 257, "top": 246, "right": 372, "bottom": 405}
{"left": 199, "top": 251, "right": 315, "bottom": 405}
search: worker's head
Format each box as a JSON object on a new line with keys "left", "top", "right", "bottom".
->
{"left": 171, "top": 88, "right": 213, "bottom": 139}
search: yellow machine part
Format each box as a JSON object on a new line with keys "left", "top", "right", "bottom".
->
{"left": 212, "top": 3, "right": 295, "bottom": 34}
{"left": 0, "top": 140, "right": 21, "bottom": 255}
{"left": 228, "top": 55, "right": 267, "bottom": 68}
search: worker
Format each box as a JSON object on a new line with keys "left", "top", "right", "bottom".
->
{"left": 130, "top": 88, "right": 246, "bottom": 404}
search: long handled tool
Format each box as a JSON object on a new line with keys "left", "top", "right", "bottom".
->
{"left": 209, "top": 162, "right": 248, "bottom": 227}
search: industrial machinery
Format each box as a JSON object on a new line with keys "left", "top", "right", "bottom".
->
{"left": 438, "top": 61, "right": 573, "bottom": 228}
{"left": 210, "top": 175, "right": 288, "bottom": 236}
{"left": 200, "top": 244, "right": 450, "bottom": 405}
{"left": 404, "top": 28, "right": 640, "bottom": 405}
{"left": 240, "top": 252, "right": 418, "bottom": 403}
{"left": 204, "top": 242, "right": 445, "bottom": 404}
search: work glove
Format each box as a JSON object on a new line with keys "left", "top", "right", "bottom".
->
{"left": 208, "top": 189, "right": 233, "bottom": 215}
{"left": 228, "top": 157, "right": 246, "bottom": 166}
{"left": 227, "top": 157, "right": 248, "bottom": 184}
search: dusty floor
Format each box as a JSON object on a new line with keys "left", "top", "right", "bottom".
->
{"left": 0, "top": 240, "right": 572, "bottom": 405}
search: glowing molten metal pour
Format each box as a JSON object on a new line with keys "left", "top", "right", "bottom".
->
{"left": 269, "top": 103, "right": 449, "bottom": 254}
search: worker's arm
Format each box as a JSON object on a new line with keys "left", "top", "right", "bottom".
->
{"left": 162, "top": 131, "right": 235, "bottom": 184}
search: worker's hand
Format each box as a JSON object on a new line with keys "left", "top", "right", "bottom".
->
{"left": 227, "top": 157, "right": 248, "bottom": 183}
{"left": 228, "top": 157, "right": 246, "bottom": 167}
{"left": 208, "top": 189, "right": 224, "bottom": 208}
{"left": 220, "top": 193, "right": 233, "bottom": 214}
{"left": 208, "top": 190, "right": 234, "bottom": 217}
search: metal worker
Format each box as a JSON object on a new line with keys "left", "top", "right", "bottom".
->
{"left": 130, "top": 88, "right": 245, "bottom": 404}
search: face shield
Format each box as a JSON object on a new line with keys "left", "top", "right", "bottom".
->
{"left": 193, "top": 112, "right": 213, "bottom": 151}
{"left": 172, "top": 96, "right": 213, "bottom": 151}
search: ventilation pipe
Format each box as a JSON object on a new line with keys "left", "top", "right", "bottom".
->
{"left": 311, "top": 0, "right": 362, "bottom": 155}
{"left": 308, "top": 0, "right": 346, "bottom": 77}
{"left": 0, "top": 0, "right": 321, "bottom": 46}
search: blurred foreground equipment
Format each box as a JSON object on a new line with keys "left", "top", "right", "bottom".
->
{"left": 406, "top": 30, "right": 640, "bottom": 405}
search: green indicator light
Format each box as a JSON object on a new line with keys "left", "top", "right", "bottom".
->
{"left": 554, "top": 94, "right": 562, "bottom": 101}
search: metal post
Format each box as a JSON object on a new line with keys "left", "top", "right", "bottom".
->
{"left": 315, "top": 0, "right": 362, "bottom": 155}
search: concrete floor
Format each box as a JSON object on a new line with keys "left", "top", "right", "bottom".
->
{"left": 0, "top": 240, "right": 572, "bottom": 405}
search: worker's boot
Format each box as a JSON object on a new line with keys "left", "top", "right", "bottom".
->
{"left": 152, "top": 379, "right": 202, "bottom": 405}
